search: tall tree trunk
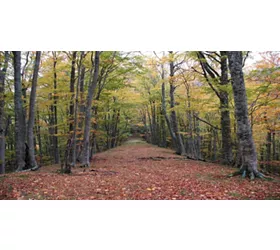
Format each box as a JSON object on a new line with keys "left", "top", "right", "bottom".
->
{"left": 77, "top": 62, "right": 86, "bottom": 155}
{"left": 169, "top": 51, "right": 186, "bottom": 155}
{"left": 0, "top": 52, "right": 9, "bottom": 174}
{"left": 52, "top": 52, "right": 60, "bottom": 164}
{"left": 69, "top": 51, "right": 77, "bottom": 133}
{"left": 36, "top": 108, "right": 43, "bottom": 158}
{"left": 27, "top": 51, "right": 41, "bottom": 169}
{"left": 70, "top": 52, "right": 84, "bottom": 169}
{"left": 227, "top": 51, "right": 262, "bottom": 179}
{"left": 160, "top": 62, "right": 167, "bottom": 147}
{"left": 13, "top": 51, "right": 26, "bottom": 171}
{"left": 185, "top": 83, "right": 195, "bottom": 158}
{"left": 90, "top": 106, "right": 99, "bottom": 156}
{"left": 82, "top": 51, "right": 100, "bottom": 167}
{"left": 220, "top": 51, "right": 233, "bottom": 165}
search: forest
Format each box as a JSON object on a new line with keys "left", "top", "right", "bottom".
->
{"left": 0, "top": 51, "right": 280, "bottom": 200}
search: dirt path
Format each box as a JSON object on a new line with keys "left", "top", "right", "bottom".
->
{"left": 1, "top": 138, "right": 280, "bottom": 199}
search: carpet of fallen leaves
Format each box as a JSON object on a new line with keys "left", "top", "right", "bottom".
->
{"left": 1, "top": 139, "right": 280, "bottom": 200}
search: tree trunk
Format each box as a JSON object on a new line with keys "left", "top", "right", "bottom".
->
{"left": 69, "top": 51, "right": 77, "bottom": 133}
{"left": 194, "top": 114, "right": 202, "bottom": 160}
{"left": 169, "top": 51, "right": 186, "bottom": 155}
{"left": 82, "top": 51, "right": 100, "bottom": 167}
{"left": 52, "top": 52, "right": 60, "bottom": 164}
{"left": 36, "top": 108, "right": 43, "bottom": 158}
{"left": 0, "top": 52, "right": 9, "bottom": 174}
{"left": 227, "top": 51, "right": 261, "bottom": 179}
{"left": 272, "top": 132, "right": 276, "bottom": 160}
{"left": 27, "top": 51, "right": 41, "bottom": 169}
{"left": 220, "top": 51, "right": 233, "bottom": 165}
{"left": 266, "top": 130, "right": 272, "bottom": 163}
{"left": 13, "top": 51, "right": 26, "bottom": 171}
{"left": 77, "top": 62, "right": 86, "bottom": 155}
{"left": 69, "top": 51, "right": 84, "bottom": 169}
{"left": 185, "top": 83, "right": 195, "bottom": 158}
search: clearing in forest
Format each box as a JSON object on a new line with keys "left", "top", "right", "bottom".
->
{"left": 1, "top": 138, "right": 280, "bottom": 200}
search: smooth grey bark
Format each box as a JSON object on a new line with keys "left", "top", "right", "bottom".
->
{"left": 169, "top": 51, "right": 186, "bottom": 155}
{"left": 70, "top": 52, "right": 84, "bottom": 168}
{"left": 51, "top": 52, "right": 60, "bottom": 164}
{"left": 82, "top": 51, "right": 100, "bottom": 167}
{"left": 159, "top": 54, "right": 167, "bottom": 147}
{"left": 0, "top": 52, "right": 9, "bottom": 174}
{"left": 13, "top": 51, "right": 26, "bottom": 171}
{"left": 220, "top": 51, "right": 233, "bottom": 164}
{"left": 160, "top": 63, "right": 177, "bottom": 147}
{"left": 227, "top": 51, "right": 261, "bottom": 179}
{"left": 183, "top": 78, "right": 195, "bottom": 158}
{"left": 36, "top": 108, "right": 43, "bottom": 158}
{"left": 27, "top": 51, "right": 41, "bottom": 169}
{"left": 77, "top": 62, "right": 86, "bottom": 154}
{"left": 69, "top": 51, "right": 77, "bottom": 133}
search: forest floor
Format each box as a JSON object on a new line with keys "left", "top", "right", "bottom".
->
{"left": 1, "top": 138, "right": 280, "bottom": 200}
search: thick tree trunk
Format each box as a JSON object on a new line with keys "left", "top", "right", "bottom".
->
{"left": 0, "top": 52, "right": 9, "bottom": 174}
{"left": 13, "top": 51, "right": 26, "bottom": 171}
{"left": 82, "top": 51, "right": 100, "bottom": 167}
{"left": 227, "top": 51, "right": 261, "bottom": 179}
{"left": 220, "top": 51, "right": 233, "bottom": 165}
{"left": 77, "top": 62, "right": 86, "bottom": 155}
{"left": 36, "top": 108, "right": 43, "bottom": 158}
{"left": 169, "top": 52, "right": 186, "bottom": 155}
{"left": 27, "top": 51, "right": 41, "bottom": 169}
{"left": 69, "top": 51, "right": 84, "bottom": 169}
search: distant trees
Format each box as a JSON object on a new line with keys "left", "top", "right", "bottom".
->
{"left": 137, "top": 50, "right": 279, "bottom": 177}
{"left": 0, "top": 50, "right": 279, "bottom": 178}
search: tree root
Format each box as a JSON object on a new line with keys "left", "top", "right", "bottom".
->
{"left": 16, "top": 165, "right": 41, "bottom": 173}
{"left": 227, "top": 168, "right": 273, "bottom": 181}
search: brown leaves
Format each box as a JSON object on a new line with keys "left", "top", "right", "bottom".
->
{"left": 1, "top": 142, "right": 280, "bottom": 200}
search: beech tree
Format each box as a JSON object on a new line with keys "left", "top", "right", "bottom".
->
{"left": 13, "top": 51, "right": 26, "bottom": 171}
{"left": 168, "top": 51, "right": 186, "bottom": 155}
{"left": 27, "top": 51, "right": 41, "bottom": 169}
{"left": 0, "top": 52, "right": 9, "bottom": 174}
{"left": 81, "top": 51, "right": 100, "bottom": 167}
{"left": 227, "top": 51, "right": 265, "bottom": 179}
{"left": 1, "top": 50, "right": 279, "bottom": 178}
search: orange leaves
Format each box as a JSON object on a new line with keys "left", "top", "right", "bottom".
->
{"left": 1, "top": 141, "right": 280, "bottom": 200}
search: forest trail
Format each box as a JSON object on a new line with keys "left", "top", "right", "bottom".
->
{"left": 1, "top": 137, "right": 280, "bottom": 200}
